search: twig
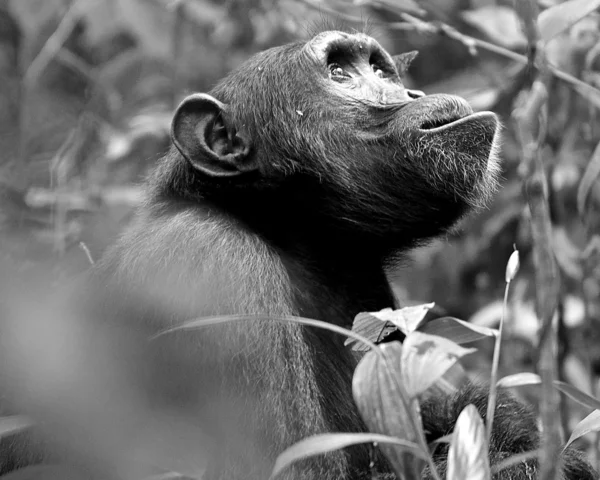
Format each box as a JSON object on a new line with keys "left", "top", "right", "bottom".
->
{"left": 79, "top": 242, "right": 95, "bottom": 265}
{"left": 17, "top": 0, "right": 97, "bottom": 188}
{"left": 23, "top": 0, "right": 87, "bottom": 86}
{"left": 515, "top": 73, "right": 562, "bottom": 480}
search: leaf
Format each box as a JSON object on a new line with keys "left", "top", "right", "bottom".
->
{"left": 419, "top": 317, "right": 497, "bottom": 344}
{"left": 0, "top": 416, "right": 34, "bottom": 439}
{"left": 158, "top": 314, "right": 376, "bottom": 350}
{"left": 497, "top": 373, "right": 541, "bottom": 388}
{"left": 565, "top": 409, "right": 600, "bottom": 448}
{"left": 426, "top": 363, "right": 469, "bottom": 397}
{"left": 514, "top": 0, "right": 540, "bottom": 45}
{"left": 345, "top": 312, "right": 399, "bottom": 351}
{"left": 538, "top": 0, "right": 600, "bottom": 43}
{"left": 577, "top": 140, "right": 600, "bottom": 216}
{"left": 554, "top": 381, "right": 600, "bottom": 410}
{"left": 461, "top": 6, "right": 527, "bottom": 49}
{"left": 371, "top": 304, "right": 435, "bottom": 336}
{"left": 352, "top": 343, "right": 426, "bottom": 480}
{"left": 271, "top": 432, "right": 425, "bottom": 478}
{"left": 401, "top": 332, "right": 476, "bottom": 398}
{"left": 446, "top": 405, "right": 491, "bottom": 480}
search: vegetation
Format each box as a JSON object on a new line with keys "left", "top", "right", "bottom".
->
{"left": 1, "top": 0, "right": 600, "bottom": 479}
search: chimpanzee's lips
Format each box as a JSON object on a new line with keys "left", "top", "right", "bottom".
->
{"left": 397, "top": 94, "right": 499, "bottom": 137}
{"left": 418, "top": 111, "right": 498, "bottom": 133}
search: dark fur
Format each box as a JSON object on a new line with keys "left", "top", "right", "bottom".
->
{"left": 421, "top": 385, "right": 597, "bottom": 479}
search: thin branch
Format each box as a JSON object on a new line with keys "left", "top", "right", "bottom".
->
{"left": 514, "top": 72, "right": 563, "bottom": 480}
{"left": 23, "top": 0, "right": 88, "bottom": 86}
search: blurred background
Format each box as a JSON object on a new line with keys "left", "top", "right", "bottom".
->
{"left": 0, "top": 0, "right": 600, "bottom": 476}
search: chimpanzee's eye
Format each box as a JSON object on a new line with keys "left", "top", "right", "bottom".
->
{"left": 329, "top": 64, "right": 349, "bottom": 80}
{"left": 372, "top": 65, "right": 384, "bottom": 78}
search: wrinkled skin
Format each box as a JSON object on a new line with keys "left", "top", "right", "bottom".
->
{"left": 1, "top": 31, "right": 596, "bottom": 480}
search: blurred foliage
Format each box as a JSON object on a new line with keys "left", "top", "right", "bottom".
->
{"left": 1, "top": 0, "right": 600, "bottom": 472}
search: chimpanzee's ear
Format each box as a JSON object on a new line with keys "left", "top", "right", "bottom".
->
{"left": 392, "top": 50, "right": 419, "bottom": 77}
{"left": 171, "top": 93, "right": 255, "bottom": 178}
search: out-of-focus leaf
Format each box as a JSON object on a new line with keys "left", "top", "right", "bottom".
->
{"left": 446, "top": 405, "right": 490, "bottom": 480}
{"left": 419, "top": 317, "right": 497, "bottom": 344}
{"left": 345, "top": 312, "right": 398, "bottom": 352}
{"left": 563, "top": 353, "right": 591, "bottom": 392}
{"left": 470, "top": 300, "right": 539, "bottom": 342}
{"left": 553, "top": 227, "right": 584, "bottom": 281}
{"left": 271, "top": 432, "right": 425, "bottom": 478}
{"left": 554, "top": 381, "right": 600, "bottom": 410}
{"left": 401, "top": 332, "right": 476, "bottom": 398}
{"left": 538, "top": 0, "right": 600, "bottom": 43}
{"left": 353, "top": 343, "right": 425, "bottom": 480}
{"left": 514, "top": 0, "right": 539, "bottom": 45}
{"left": 354, "top": 0, "right": 425, "bottom": 16}
{"left": 462, "top": 6, "right": 527, "bottom": 49}
{"left": 0, "top": 416, "right": 34, "bottom": 439}
{"left": 564, "top": 409, "right": 600, "bottom": 448}
{"left": 497, "top": 373, "right": 542, "bottom": 388}
{"left": 575, "top": 82, "right": 600, "bottom": 110}
{"left": 577, "top": 140, "right": 600, "bottom": 216}
{"left": 371, "top": 304, "right": 435, "bottom": 335}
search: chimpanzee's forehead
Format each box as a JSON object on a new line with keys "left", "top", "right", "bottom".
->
{"left": 305, "top": 31, "right": 385, "bottom": 59}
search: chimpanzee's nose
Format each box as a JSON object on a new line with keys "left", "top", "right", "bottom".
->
{"left": 377, "top": 85, "right": 421, "bottom": 105}
{"left": 407, "top": 89, "right": 425, "bottom": 99}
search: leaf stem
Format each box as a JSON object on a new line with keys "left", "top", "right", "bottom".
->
{"left": 486, "top": 281, "right": 510, "bottom": 446}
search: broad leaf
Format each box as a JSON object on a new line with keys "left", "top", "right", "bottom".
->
{"left": 371, "top": 304, "right": 435, "bottom": 335}
{"left": 426, "top": 363, "right": 469, "bottom": 397}
{"left": 497, "top": 373, "right": 541, "bottom": 388}
{"left": 345, "top": 312, "right": 399, "bottom": 351}
{"left": 554, "top": 381, "right": 600, "bottom": 410}
{"left": 565, "top": 410, "right": 600, "bottom": 448}
{"left": 514, "top": 0, "right": 539, "bottom": 45}
{"left": 401, "top": 332, "right": 476, "bottom": 398}
{"left": 446, "top": 405, "right": 490, "bottom": 480}
{"left": 419, "top": 317, "right": 496, "bottom": 344}
{"left": 271, "top": 432, "right": 425, "bottom": 478}
{"left": 353, "top": 343, "right": 425, "bottom": 480}
{"left": 538, "top": 0, "right": 600, "bottom": 43}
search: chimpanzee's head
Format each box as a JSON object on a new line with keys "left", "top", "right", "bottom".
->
{"left": 165, "top": 31, "right": 500, "bottom": 251}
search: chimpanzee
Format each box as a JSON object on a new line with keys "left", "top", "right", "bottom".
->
{"left": 4, "top": 30, "right": 597, "bottom": 480}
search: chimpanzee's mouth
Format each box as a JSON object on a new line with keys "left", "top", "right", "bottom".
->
{"left": 419, "top": 112, "right": 497, "bottom": 133}
{"left": 419, "top": 115, "right": 463, "bottom": 130}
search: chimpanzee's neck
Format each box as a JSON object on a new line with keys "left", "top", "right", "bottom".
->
{"left": 278, "top": 243, "right": 398, "bottom": 328}
{"left": 215, "top": 196, "right": 399, "bottom": 328}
